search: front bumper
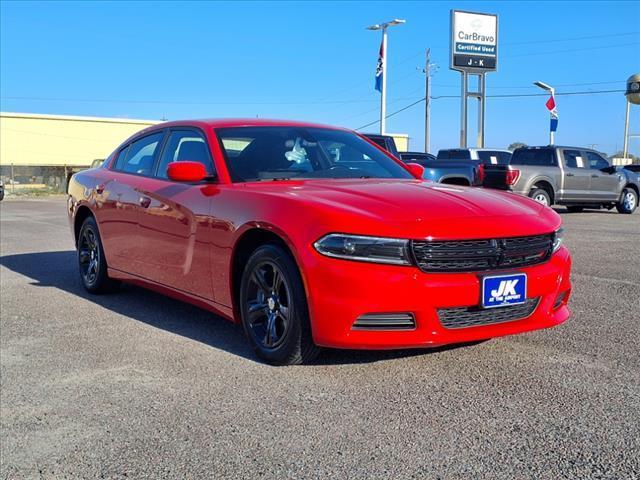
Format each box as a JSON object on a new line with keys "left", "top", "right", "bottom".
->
{"left": 303, "top": 246, "right": 572, "bottom": 349}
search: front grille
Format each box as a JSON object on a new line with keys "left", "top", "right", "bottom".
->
{"left": 411, "top": 234, "right": 553, "bottom": 272}
{"left": 352, "top": 313, "right": 416, "bottom": 330}
{"left": 438, "top": 298, "right": 539, "bottom": 329}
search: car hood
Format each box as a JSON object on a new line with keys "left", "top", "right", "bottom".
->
{"left": 246, "top": 179, "right": 560, "bottom": 239}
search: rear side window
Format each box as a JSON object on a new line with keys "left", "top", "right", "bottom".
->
{"left": 511, "top": 149, "right": 556, "bottom": 166}
{"left": 478, "top": 151, "right": 511, "bottom": 165}
{"left": 586, "top": 151, "right": 610, "bottom": 170}
{"left": 437, "top": 149, "right": 471, "bottom": 160}
{"left": 563, "top": 150, "right": 587, "bottom": 169}
{"left": 156, "top": 130, "right": 214, "bottom": 179}
{"left": 115, "top": 132, "right": 164, "bottom": 175}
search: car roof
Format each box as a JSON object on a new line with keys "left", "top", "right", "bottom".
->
{"left": 517, "top": 145, "right": 601, "bottom": 152}
{"left": 145, "top": 118, "right": 349, "bottom": 131}
{"left": 439, "top": 148, "right": 511, "bottom": 153}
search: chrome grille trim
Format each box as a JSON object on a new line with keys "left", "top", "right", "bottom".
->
{"left": 411, "top": 234, "right": 553, "bottom": 272}
{"left": 438, "top": 298, "right": 540, "bottom": 329}
{"left": 352, "top": 313, "right": 416, "bottom": 330}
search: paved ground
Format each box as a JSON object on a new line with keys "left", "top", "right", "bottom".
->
{"left": 1, "top": 198, "right": 639, "bottom": 479}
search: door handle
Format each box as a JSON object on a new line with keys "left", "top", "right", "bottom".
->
{"left": 591, "top": 174, "right": 599, "bottom": 178}
{"left": 138, "top": 196, "right": 151, "bottom": 208}
{"left": 566, "top": 173, "right": 575, "bottom": 177}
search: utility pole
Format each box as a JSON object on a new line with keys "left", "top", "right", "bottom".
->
{"left": 424, "top": 48, "right": 431, "bottom": 153}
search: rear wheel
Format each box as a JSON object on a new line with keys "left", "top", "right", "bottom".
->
{"left": 529, "top": 188, "right": 551, "bottom": 207}
{"left": 566, "top": 206, "right": 584, "bottom": 213}
{"left": 239, "top": 244, "right": 319, "bottom": 365}
{"left": 78, "top": 217, "right": 120, "bottom": 294}
{"left": 616, "top": 187, "right": 638, "bottom": 214}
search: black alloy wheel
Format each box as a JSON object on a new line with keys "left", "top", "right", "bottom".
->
{"left": 239, "top": 244, "right": 318, "bottom": 365}
{"left": 246, "top": 260, "right": 290, "bottom": 349}
{"left": 78, "top": 217, "right": 119, "bottom": 294}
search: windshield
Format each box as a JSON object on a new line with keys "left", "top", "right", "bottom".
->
{"left": 511, "top": 148, "right": 557, "bottom": 166}
{"left": 216, "top": 127, "right": 413, "bottom": 182}
{"left": 437, "top": 149, "right": 471, "bottom": 160}
{"left": 477, "top": 151, "right": 512, "bottom": 165}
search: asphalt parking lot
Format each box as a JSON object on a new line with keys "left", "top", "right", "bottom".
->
{"left": 1, "top": 197, "right": 639, "bottom": 479}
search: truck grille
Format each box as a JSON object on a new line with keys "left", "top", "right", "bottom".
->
{"left": 438, "top": 298, "right": 539, "bottom": 329}
{"left": 411, "top": 234, "right": 553, "bottom": 272}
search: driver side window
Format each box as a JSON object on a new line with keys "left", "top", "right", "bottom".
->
{"left": 586, "top": 151, "right": 610, "bottom": 170}
{"left": 563, "top": 150, "right": 587, "bottom": 169}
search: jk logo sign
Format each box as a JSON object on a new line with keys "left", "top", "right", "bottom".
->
{"left": 491, "top": 279, "right": 519, "bottom": 298}
{"left": 483, "top": 273, "right": 527, "bottom": 308}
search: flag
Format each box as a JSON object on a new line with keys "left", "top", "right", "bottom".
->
{"left": 375, "top": 39, "right": 384, "bottom": 92}
{"left": 545, "top": 95, "right": 556, "bottom": 112}
{"left": 546, "top": 94, "right": 558, "bottom": 132}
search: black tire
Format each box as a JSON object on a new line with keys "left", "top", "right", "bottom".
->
{"left": 529, "top": 188, "right": 551, "bottom": 207}
{"left": 239, "top": 244, "right": 319, "bottom": 365}
{"left": 566, "top": 206, "right": 584, "bottom": 213}
{"left": 0, "top": 189, "right": 4, "bottom": 201}
{"left": 616, "top": 187, "right": 638, "bottom": 214}
{"left": 77, "top": 216, "right": 120, "bottom": 294}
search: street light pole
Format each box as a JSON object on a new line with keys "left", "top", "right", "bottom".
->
{"left": 367, "top": 19, "right": 405, "bottom": 135}
{"left": 380, "top": 27, "right": 388, "bottom": 135}
{"left": 534, "top": 81, "right": 556, "bottom": 145}
{"left": 424, "top": 48, "right": 431, "bottom": 153}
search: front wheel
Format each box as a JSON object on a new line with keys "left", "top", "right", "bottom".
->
{"left": 77, "top": 217, "right": 120, "bottom": 294}
{"left": 239, "top": 244, "right": 319, "bottom": 365}
{"left": 529, "top": 188, "right": 551, "bottom": 207}
{"left": 616, "top": 187, "right": 638, "bottom": 214}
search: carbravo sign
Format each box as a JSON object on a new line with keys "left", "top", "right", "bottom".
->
{"left": 450, "top": 10, "right": 498, "bottom": 72}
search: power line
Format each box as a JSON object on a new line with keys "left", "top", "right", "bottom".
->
{"left": 504, "top": 41, "right": 640, "bottom": 58}
{"left": 504, "top": 31, "right": 639, "bottom": 46}
{"left": 355, "top": 89, "right": 625, "bottom": 130}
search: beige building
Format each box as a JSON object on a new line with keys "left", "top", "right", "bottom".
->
{"left": 0, "top": 111, "right": 412, "bottom": 192}
{"left": 0, "top": 112, "right": 159, "bottom": 191}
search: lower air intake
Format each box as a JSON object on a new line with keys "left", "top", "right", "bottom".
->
{"left": 438, "top": 298, "right": 539, "bottom": 329}
{"left": 352, "top": 313, "right": 416, "bottom": 330}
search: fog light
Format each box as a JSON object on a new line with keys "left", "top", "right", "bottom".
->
{"left": 553, "top": 290, "right": 568, "bottom": 310}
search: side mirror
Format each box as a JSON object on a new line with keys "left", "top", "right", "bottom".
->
{"left": 405, "top": 162, "right": 425, "bottom": 179}
{"left": 600, "top": 165, "right": 616, "bottom": 174}
{"left": 167, "top": 161, "right": 207, "bottom": 182}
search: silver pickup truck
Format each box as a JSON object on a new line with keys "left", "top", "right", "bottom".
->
{"left": 483, "top": 146, "right": 639, "bottom": 214}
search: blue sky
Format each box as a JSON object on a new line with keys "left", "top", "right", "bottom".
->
{"left": 1, "top": 1, "right": 639, "bottom": 155}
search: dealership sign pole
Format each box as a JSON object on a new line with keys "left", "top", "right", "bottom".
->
{"left": 450, "top": 10, "right": 498, "bottom": 148}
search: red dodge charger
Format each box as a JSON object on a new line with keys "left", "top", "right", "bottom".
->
{"left": 68, "top": 119, "right": 572, "bottom": 365}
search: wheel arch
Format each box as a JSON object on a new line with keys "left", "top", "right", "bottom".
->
{"left": 529, "top": 178, "right": 555, "bottom": 204}
{"left": 230, "top": 225, "right": 309, "bottom": 322}
{"left": 73, "top": 204, "right": 95, "bottom": 246}
{"left": 622, "top": 182, "right": 639, "bottom": 198}
{"left": 439, "top": 176, "right": 471, "bottom": 186}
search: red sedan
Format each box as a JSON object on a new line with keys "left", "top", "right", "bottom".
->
{"left": 68, "top": 119, "right": 572, "bottom": 365}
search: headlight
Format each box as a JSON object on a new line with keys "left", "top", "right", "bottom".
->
{"left": 551, "top": 228, "right": 564, "bottom": 253}
{"left": 314, "top": 234, "right": 411, "bottom": 265}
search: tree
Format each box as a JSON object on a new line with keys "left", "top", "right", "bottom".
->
{"left": 508, "top": 142, "right": 527, "bottom": 151}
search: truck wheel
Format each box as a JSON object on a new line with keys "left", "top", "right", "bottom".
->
{"left": 616, "top": 187, "right": 638, "bottom": 214}
{"left": 566, "top": 206, "right": 584, "bottom": 213}
{"left": 529, "top": 188, "right": 551, "bottom": 207}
